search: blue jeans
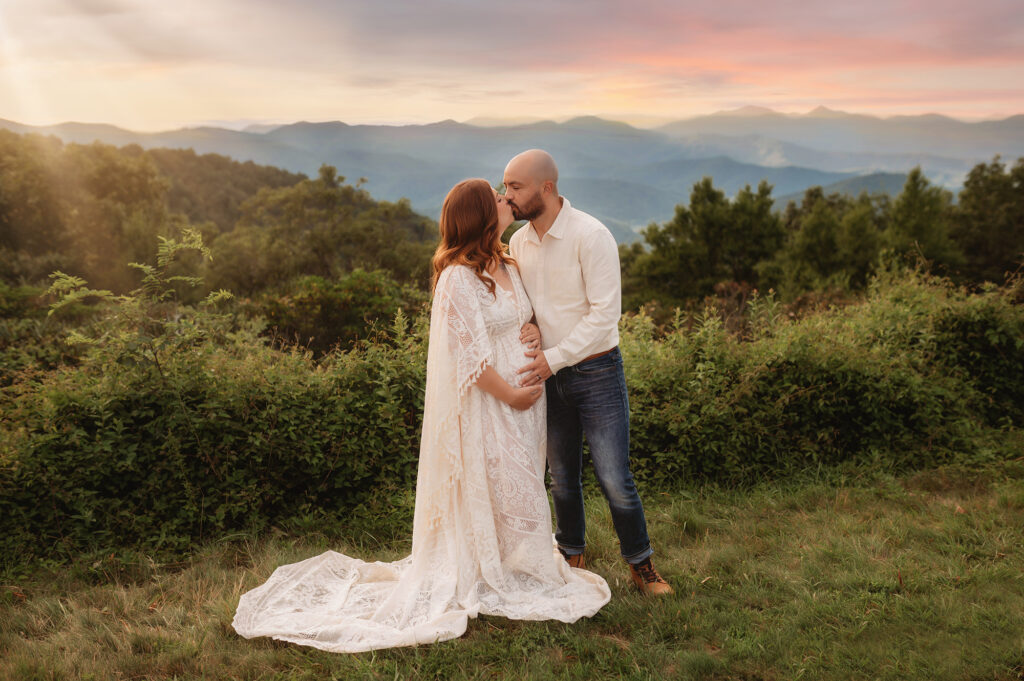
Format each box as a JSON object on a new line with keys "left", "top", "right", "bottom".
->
{"left": 545, "top": 347, "right": 653, "bottom": 564}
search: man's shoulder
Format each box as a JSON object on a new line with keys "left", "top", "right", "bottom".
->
{"left": 565, "top": 204, "right": 614, "bottom": 243}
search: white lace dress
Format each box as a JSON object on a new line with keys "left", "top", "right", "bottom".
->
{"left": 232, "top": 264, "right": 610, "bottom": 653}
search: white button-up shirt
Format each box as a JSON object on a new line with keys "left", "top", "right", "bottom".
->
{"left": 509, "top": 197, "right": 621, "bottom": 374}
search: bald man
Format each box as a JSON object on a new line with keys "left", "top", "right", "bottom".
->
{"left": 504, "top": 149, "right": 672, "bottom": 596}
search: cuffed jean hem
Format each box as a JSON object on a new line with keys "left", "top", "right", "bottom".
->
{"left": 558, "top": 545, "right": 652, "bottom": 562}
{"left": 623, "top": 545, "right": 654, "bottom": 565}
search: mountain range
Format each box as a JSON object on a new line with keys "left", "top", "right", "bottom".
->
{"left": 3, "top": 107, "right": 1020, "bottom": 243}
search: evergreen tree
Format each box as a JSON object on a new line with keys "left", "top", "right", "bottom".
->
{"left": 781, "top": 195, "right": 843, "bottom": 293}
{"left": 836, "top": 195, "right": 884, "bottom": 290}
{"left": 886, "top": 167, "right": 962, "bottom": 270}
{"left": 952, "top": 156, "right": 1024, "bottom": 283}
{"left": 727, "top": 181, "right": 784, "bottom": 284}
{"left": 622, "top": 177, "right": 782, "bottom": 310}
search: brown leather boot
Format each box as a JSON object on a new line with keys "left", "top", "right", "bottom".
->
{"left": 561, "top": 551, "right": 586, "bottom": 570}
{"left": 629, "top": 558, "right": 674, "bottom": 596}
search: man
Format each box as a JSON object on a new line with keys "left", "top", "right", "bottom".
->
{"left": 504, "top": 149, "right": 672, "bottom": 596}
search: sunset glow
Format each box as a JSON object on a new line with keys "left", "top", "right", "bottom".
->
{"left": 1, "top": 0, "right": 1022, "bottom": 130}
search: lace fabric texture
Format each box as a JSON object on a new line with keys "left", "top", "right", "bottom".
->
{"left": 232, "top": 264, "right": 611, "bottom": 653}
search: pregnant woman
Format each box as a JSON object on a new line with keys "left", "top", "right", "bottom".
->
{"left": 232, "top": 178, "right": 610, "bottom": 653}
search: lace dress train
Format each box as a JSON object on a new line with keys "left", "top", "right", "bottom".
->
{"left": 232, "top": 264, "right": 610, "bottom": 653}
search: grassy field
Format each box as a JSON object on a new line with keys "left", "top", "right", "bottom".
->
{"left": 2, "top": 460, "right": 1023, "bottom": 681}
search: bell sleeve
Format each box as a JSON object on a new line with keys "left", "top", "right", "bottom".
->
{"left": 434, "top": 265, "right": 495, "bottom": 397}
{"left": 411, "top": 265, "right": 494, "bottom": 535}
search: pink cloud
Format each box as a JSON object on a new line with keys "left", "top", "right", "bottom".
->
{"left": 3, "top": 0, "right": 1022, "bottom": 126}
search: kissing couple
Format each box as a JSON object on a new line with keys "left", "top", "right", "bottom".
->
{"left": 232, "top": 149, "right": 672, "bottom": 654}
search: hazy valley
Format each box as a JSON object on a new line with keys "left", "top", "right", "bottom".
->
{"left": 3, "top": 107, "right": 1021, "bottom": 243}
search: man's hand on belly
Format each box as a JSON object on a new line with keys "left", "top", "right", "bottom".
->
{"left": 517, "top": 349, "right": 553, "bottom": 386}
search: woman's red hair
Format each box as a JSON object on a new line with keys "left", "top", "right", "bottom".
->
{"left": 431, "top": 178, "right": 516, "bottom": 295}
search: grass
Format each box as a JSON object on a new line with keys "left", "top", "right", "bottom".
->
{"left": 2, "top": 461, "right": 1024, "bottom": 680}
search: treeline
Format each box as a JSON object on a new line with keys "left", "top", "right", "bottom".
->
{"left": 621, "top": 160, "right": 1024, "bottom": 316}
{"left": 0, "top": 131, "right": 434, "bottom": 292}
{"left": 2, "top": 128, "right": 1022, "bottom": 351}
{"left": 0, "top": 131, "right": 434, "bottom": 352}
{"left": 0, "top": 132, "right": 300, "bottom": 289}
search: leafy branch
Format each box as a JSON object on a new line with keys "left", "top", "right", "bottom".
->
{"left": 45, "top": 227, "right": 234, "bottom": 481}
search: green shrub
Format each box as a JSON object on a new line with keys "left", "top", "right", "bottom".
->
{"left": 0, "top": 230, "right": 426, "bottom": 565}
{"left": 1, "top": 263, "right": 1021, "bottom": 566}
{"left": 0, "top": 325, "right": 425, "bottom": 565}
{"left": 930, "top": 292, "right": 1024, "bottom": 426}
{"left": 623, "top": 271, "right": 1021, "bottom": 485}
{"left": 250, "top": 270, "right": 428, "bottom": 355}
{"left": 0, "top": 283, "right": 90, "bottom": 385}
{"left": 0, "top": 282, "right": 44, "bottom": 319}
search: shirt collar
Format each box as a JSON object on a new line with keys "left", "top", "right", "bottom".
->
{"left": 526, "top": 196, "right": 571, "bottom": 244}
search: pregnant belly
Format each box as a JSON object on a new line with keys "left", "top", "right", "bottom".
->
{"left": 491, "top": 335, "right": 531, "bottom": 385}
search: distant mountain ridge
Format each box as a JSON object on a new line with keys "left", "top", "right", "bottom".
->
{"left": 775, "top": 172, "right": 910, "bottom": 208}
{"left": 2, "top": 107, "right": 1019, "bottom": 243}
{"left": 658, "top": 106, "right": 1024, "bottom": 159}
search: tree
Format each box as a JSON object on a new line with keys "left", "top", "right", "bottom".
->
{"left": 57, "top": 143, "right": 181, "bottom": 291}
{"left": 886, "top": 167, "right": 962, "bottom": 270}
{"left": 253, "top": 270, "right": 428, "bottom": 354}
{"left": 952, "top": 156, "right": 1024, "bottom": 284}
{"left": 836, "top": 195, "right": 883, "bottom": 290}
{"left": 0, "top": 132, "right": 65, "bottom": 255}
{"left": 0, "top": 132, "right": 438, "bottom": 297}
{"left": 622, "top": 203, "right": 703, "bottom": 311}
{"left": 621, "top": 177, "right": 782, "bottom": 310}
{"left": 765, "top": 187, "right": 886, "bottom": 297}
{"left": 779, "top": 196, "right": 843, "bottom": 294}
{"left": 207, "top": 165, "right": 435, "bottom": 295}
{"left": 726, "top": 181, "right": 784, "bottom": 284}
{"left": 144, "top": 147, "right": 305, "bottom": 236}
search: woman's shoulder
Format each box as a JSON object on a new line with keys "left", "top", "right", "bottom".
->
{"left": 438, "top": 263, "right": 473, "bottom": 280}
{"left": 436, "top": 264, "right": 481, "bottom": 292}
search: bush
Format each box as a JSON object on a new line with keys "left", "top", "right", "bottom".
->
{"left": 0, "top": 282, "right": 89, "bottom": 385}
{"left": 1, "top": 265, "right": 1021, "bottom": 566}
{"left": 250, "top": 270, "right": 428, "bottom": 355}
{"left": 0, "top": 231, "right": 426, "bottom": 566}
{"left": 0, "top": 324, "right": 425, "bottom": 565}
{"left": 622, "top": 270, "right": 1021, "bottom": 484}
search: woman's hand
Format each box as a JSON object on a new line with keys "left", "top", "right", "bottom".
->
{"left": 519, "top": 322, "right": 541, "bottom": 351}
{"left": 507, "top": 384, "right": 544, "bottom": 410}
{"left": 473, "top": 366, "right": 544, "bottom": 410}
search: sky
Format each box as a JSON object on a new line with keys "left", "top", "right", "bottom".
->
{"left": 1, "top": 0, "right": 1022, "bottom": 131}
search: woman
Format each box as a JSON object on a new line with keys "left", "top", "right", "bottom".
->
{"left": 232, "top": 179, "right": 610, "bottom": 653}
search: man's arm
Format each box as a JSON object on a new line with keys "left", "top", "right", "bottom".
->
{"left": 518, "top": 227, "right": 620, "bottom": 384}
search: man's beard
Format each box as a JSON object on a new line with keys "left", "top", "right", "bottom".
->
{"left": 510, "top": 191, "right": 544, "bottom": 222}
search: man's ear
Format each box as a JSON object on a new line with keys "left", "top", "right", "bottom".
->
{"left": 543, "top": 180, "right": 555, "bottom": 195}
